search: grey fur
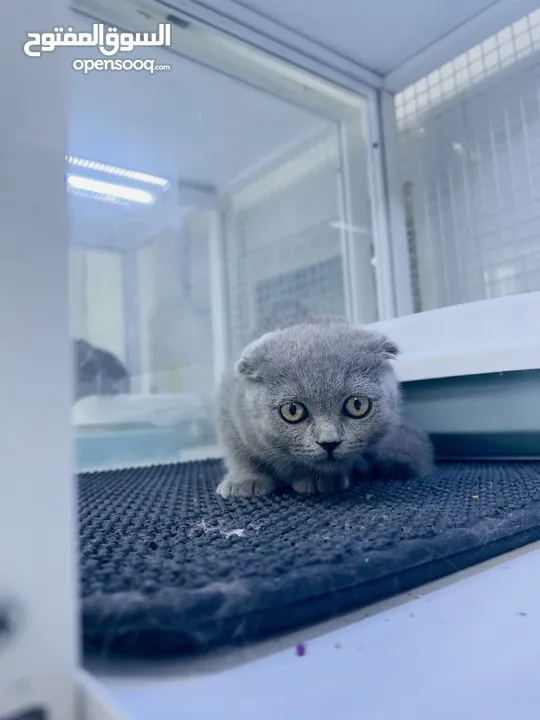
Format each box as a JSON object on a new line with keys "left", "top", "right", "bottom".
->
{"left": 74, "top": 338, "right": 130, "bottom": 401}
{"left": 216, "top": 313, "right": 433, "bottom": 498}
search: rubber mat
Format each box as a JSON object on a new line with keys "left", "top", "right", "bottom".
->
{"left": 80, "top": 460, "right": 540, "bottom": 656}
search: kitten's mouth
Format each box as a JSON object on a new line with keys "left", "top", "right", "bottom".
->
{"left": 314, "top": 447, "right": 363, "bottom": 470}
{"left": 315, "top": 454, "right": 344, "bottom": 470}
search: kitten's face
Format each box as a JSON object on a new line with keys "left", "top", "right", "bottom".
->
{"left": 235, "top": 323, "right": 400, "bottom": 474}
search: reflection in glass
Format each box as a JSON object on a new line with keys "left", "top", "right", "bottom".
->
{"left": 67, "top": 17, "right": 372, "bottom": 470}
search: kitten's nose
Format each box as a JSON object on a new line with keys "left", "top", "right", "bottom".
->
{"left": 318, "top": 440, "right": 342, "bottom": 455}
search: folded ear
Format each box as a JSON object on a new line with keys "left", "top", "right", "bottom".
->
{"left": 377, "top": 335, "right": 400, "bottom": 360}
{"left": 235, "top": 354, "right": 259, "bottom": 380}
{"left": 235, "top": 333, "right": 273, "bottom": 381}
{"left": 359, "top": 329, "right": 400, "bottom": 360}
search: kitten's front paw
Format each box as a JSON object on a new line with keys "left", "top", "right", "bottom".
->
{"left": 216, "top": 473, "right": 276, "bottom": 498}
{"left": 292, "top": 475, "right": 348, "bottom": 495}
{"left": 292, "top": 477, "right": 317, "bottom": 494}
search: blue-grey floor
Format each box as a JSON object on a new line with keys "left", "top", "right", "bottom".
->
{"left": 88, "top": 540, "right": 540, "bottom": 719}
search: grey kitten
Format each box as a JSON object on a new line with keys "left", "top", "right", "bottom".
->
{"left": 74, "top": 338, "right": 130, "bottom": 401}
{"left": 216, "top": 314, "right": 433, "bottom": 498}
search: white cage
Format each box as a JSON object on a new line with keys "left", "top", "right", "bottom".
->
{"left": 2, "top": 0, "right": 540, "bottom": 718}
{"left": 65, "top": 7, "right": 383, "bottom": 472}
{"left": 397, "top": 8, "right": 540, "bottom": 311}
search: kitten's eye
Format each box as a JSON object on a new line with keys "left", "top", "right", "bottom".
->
{"left": 279, "top": 402, "right": 308, "bottom": 424}
{"left": 343, "top": 396, "right": 372, "bottom": 419}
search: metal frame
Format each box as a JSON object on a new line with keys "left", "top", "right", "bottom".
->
{"left": 0, "top": 1, "right": 79, "bottom": 719}
{"left": 379, "top": 89, "right": 415, "bottom": 317}
{"left": 95, "top": 0, "right": 540, "bottom": 96}
{"left": 145, "top": 0, "right": 383, "bottom": 90}
{"left": 384, "top": 0, "right": 540, "bottom": 92}
{"left": 363, "top": 88, "right": 399, "bottom": 321}
{"left": 337, "top": 120, "right": 379, "bottom": 324}
{"left": 71, "top": 0, "right": 378, "bottom": 117}
{"left": 335, "top": 131, "right": 356, "bottom": 325}
{"left": 208, "top": 209, "right": 230, "bottom": 386}
{"left": 122, "top": 251, "right": 142, "bottom": 393}
{"left": 217, "top": 77, "right": 397, "bottom": 327}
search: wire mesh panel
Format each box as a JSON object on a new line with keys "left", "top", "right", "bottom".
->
{"left": 225, "top": 130, "right": 347, "bottom": 358}
{"left": 396, "top": 8, "right": 540, "bottom": 312}
{"left": 255, "top": 256, "right": 345, "bottom": 323}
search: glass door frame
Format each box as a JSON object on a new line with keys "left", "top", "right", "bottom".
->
{"left": 71, "top": 0, "right": 400, "bottom": 382}
{"left": 179, "top": 21, "right": 398, "bottom": 377}
{"left": 160, "top": 0, "right": 540, "bottom": 383}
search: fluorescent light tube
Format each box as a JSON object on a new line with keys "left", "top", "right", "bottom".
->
{"left": 66, "top": 175, "right": 155, "bottom": 205}
{"left": 65, "top": 155, "right": 169, "bottom": 189}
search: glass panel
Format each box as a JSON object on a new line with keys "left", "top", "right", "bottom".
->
{"left": 396, "top": 8, "right": 540, "bottom": 313}
{"left": 68, "top": 15, "right": 374, "bottom": 470}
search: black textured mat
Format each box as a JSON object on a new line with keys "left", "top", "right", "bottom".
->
{"left": 80, "top": 460, "right": 540, "bottom": 657}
